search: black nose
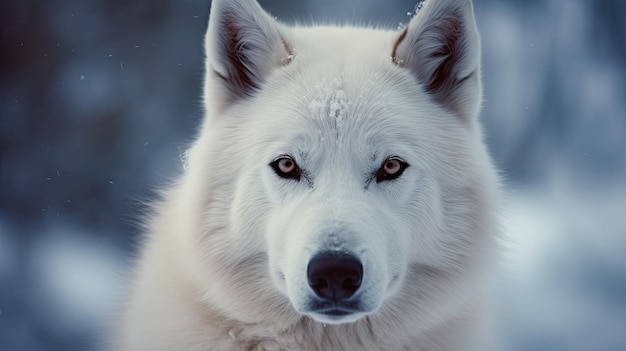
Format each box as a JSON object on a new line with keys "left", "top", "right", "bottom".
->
{"left": 307, "top": 252, "right": 363, "bottom": 301}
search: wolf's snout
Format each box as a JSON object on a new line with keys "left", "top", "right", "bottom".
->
{"left": 307, "top": 252, "right": 363, "bottom": 301}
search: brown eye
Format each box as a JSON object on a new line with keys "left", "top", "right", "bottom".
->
{"left": 376, "top": 157, "right": 408, "bottom": 183}
{"left": 278, "top": 158, "right": 295, "bottom": 174}
{"left": 383, "top": 159, "right": 402, "bottom": 175}
{"left": 270, "top": 156, "right": 301, "bottom": 181}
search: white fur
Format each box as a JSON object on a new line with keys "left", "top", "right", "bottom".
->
{"left": 113, "top": 0, "right": 499, "bottom": 349}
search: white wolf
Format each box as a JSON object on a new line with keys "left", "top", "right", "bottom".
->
{"left": 114, "top": 0, "right": 499, "bottom": 349}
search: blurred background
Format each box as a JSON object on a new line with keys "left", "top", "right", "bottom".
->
{"left": 1, "top": 0, "right": 625, "bottom": 350}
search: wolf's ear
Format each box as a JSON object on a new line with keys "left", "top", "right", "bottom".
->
{"left": 392, "top": 0, "right": 481, "bottom": 121}
{"left": 205, "top": 0, "right": 293, "bottom": 113}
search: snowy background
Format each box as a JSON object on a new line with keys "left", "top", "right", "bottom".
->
{"left": 1, "top": 0, "right": 625, "bottom": 350}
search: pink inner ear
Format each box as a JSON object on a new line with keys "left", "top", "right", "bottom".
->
{"left": 391, "top": 28, "right": 408, "bottom": 65}
{"left": 280, "top": 38, "right": 295, "bottom": 66}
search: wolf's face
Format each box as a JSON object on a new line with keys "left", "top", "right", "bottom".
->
{"left": 260, "top": 74, "right": 427, "bottom": 323}
{"left": 200, "top": 0, "right": 494, "bottom": 326}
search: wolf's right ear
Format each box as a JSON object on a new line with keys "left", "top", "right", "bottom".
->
{"left": 204, "top": 0, "right": 293, "bottom": 113}
{"left": 392, "top": 0, "right": 481, "bottom": 122}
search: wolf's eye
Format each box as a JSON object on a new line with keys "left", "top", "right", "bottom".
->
{"left": 270, "top": 156, "right": 301, "bottom": 181}
{"left": 376, "top": 157, "right": 409, "bottom": 183}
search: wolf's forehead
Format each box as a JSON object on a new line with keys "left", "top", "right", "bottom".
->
{"left": 308, "top": 77, "right": 350, "bottom": 132}
{"left": 306, "top": 71, "right": 394, "bottom": 112}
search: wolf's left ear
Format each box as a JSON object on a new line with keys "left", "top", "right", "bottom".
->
{"left": 205, "top": 0, "right": 293, "bottom": 113}
{"left": 392, "top": 0, "right": 481, "bottom": 121}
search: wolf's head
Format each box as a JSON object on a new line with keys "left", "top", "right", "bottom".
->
{"left": 192, "top": 0, "right": 497, "bottom": 329}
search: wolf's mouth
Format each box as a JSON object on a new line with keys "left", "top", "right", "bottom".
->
{"left": 306, "top": 307, "right": 367, "bottom": 324}
{"left": 308, "top": 299, "right": 362, "bottom": 312}
{"left": 303, "top": 300, "right": 369, "bottom": 324}
{"left": 321, "top": 308, "right": 351, "bottom": 316}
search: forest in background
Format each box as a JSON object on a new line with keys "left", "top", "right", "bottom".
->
{"left": 1, "top": 0, "right": 625, "bottom": 350}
